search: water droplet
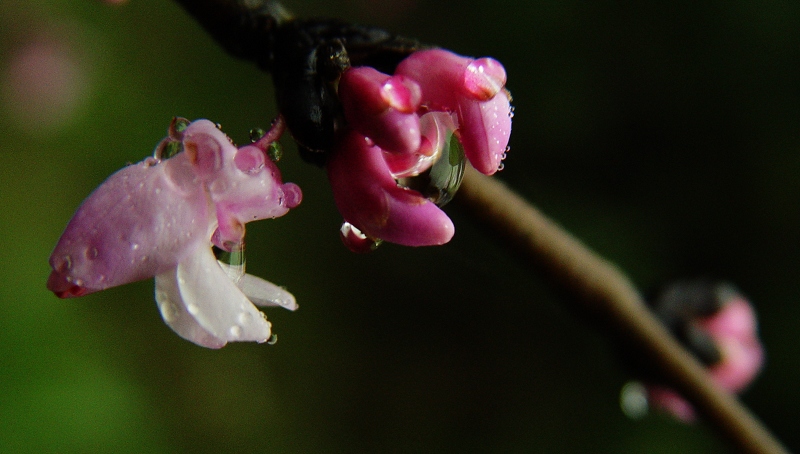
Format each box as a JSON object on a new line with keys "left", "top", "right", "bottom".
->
{"left": 228, "top": 325, "right": 243, "bottom": 338}
{"left": 237, "top": 312, "right": 252, "bottom": 325}
{"left": 131, "top": 243, "right": 140, "bottom": 251}
{"left": 86, "top": 247, "right": 99, "bottom": 260}
{"left": 186, "top": 304, "right": 199, "bottom": 315}
{"left": 169, "top": 116, "right": 190, "bottom": 139}
{"left": 396, "top": 129, "right": 465, "bottom": 207}
{"left": 249, "top": 127, "right": 266, "bottom": 142}
{"left": 159, "top": 302, "right": 179, "bottom": 323}
{"left": 63, "top": 255, "right": 72, "bottom": 270}
{"left": 266, "top": 334, "right": 278, "bottom": 345}
{"left": 340, "top": 222, "right": 382, "bottom": 253}
{"left": 620, "top": 382, "right": 649, "bottom": 419}
{"left": 268, "top": 142, "right": 283, "bottom": 162}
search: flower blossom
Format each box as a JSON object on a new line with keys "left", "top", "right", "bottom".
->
{"left": 47, "top": 118, "right": 302, "bottom": 348}
{"left": 327, "top": 49, "right": 512, "bottom": 251}
{"left": 621, "top": 282, "right": 765, "bottom": 422}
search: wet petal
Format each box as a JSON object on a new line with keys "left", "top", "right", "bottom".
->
{"left": 327, "top": 130, "right": 454, "bottom": 246}
{"left": 48, "top": 155, "right": 209, "bottom": 297}
{"left": 155, "top": 245, "right": 272, "bottom": 347}
{"left": 238, "top": 273, "right": 298, "bottom": 311}
{"left": 339, "top": 66, "right": 421, "bottom": 155}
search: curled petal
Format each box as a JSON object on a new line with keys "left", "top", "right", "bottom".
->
{"left": 456, "top": 91, "right": 512, "bottom": 175}
{"left": 339, "top": 66, "right": 421, "bottom": 155}
{"left": 327, "top": 130, "right": 454, "bottom": 246}
{"left": 238, "top": 273, "right": 298, "bottom": 311}
{"left": 155, "top": 245, "right": 273, "bottom": 348}
{"left": 396, "top": 49, "right": 512, "bottom": 175}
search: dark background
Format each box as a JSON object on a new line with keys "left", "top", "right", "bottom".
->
{"left": 1, "top": 0, "right": 798, "bottom": 452}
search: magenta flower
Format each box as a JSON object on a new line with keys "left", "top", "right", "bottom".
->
{"left": 327, "top": 49, "right": 512, "bottom": 251}
{"left": 621, "top": 284, "right": 765, "bottom": 422}
{"left": 646, "top": 295, "right": 764, "bottom": 422}
{"left": 47, "top": 118, "right": 302, "bottom": 348}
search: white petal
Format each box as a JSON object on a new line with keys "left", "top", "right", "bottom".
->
{"left": 155, "top": 270, "right": 227, "bottom": 349}
{"left": 155, "top": 246, "right": 272, "bottom": 347}
{"left": 238, "top": 273, "right": 298, "bottom": 311}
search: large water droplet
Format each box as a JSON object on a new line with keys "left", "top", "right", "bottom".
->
{"left": 396, "top": 129, "right": 465, "bottom": 207}
{"left": 340, "top": 222, "right": 382, "bottom": 253}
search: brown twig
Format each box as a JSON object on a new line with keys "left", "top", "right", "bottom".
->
{"left": 456, "top": 165, "right": 787, "bottom": 454}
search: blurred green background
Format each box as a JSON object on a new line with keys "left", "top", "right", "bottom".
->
{"left": 1, "top": 0, "right": 798, "bottom": 452}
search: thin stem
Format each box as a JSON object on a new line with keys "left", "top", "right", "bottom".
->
{"left": 456, "top": 166, "right": 787, "bottom": 454}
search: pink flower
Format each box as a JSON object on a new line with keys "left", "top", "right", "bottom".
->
{"left": 327, "top": 49, "right": 512, "bottom": 250}
{"left": 622, "top": 284, "right": 765, "bottom": 422}
{"left": 47, "top": 118, "right": 302, "bottom": 348}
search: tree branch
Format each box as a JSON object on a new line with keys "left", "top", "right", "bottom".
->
{"left": 456, "top": 166, "right": 787, "bottom": 454}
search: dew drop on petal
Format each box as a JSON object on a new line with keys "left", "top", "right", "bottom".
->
{"left": 463, "top": 57, "right": 507, "bottom": 100}
{"left": 340, "top": 222, "right": 382, "bottom": 253}
{"left": 237, "top": 312, "right": 252, "bottom": 325}
{"left": 186, "top": 303, "right": 199, "bottom": 315}
{"left": 396, "top": 130, "right": 465, "bottom": 207}
{"left": 229, "top": 325, "right": 243, "bottom": 339}
{"left": 159, "top": 301, "right": 179, "bottom": 323}
{"left": 266, "top": 334, "right": 278, "bottom": 345}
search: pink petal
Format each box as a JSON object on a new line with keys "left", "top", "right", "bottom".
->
{"left": 395, "top": 49, "right": 512, "bottom": 175}
{"left": 327, "top": 130, "right": 455, "bottom": 246}
{"left": 339, "top": 66, "right": 421, "bottom": 155}
{"left": 48, "top": 155, "right": 209, "bottom": 297}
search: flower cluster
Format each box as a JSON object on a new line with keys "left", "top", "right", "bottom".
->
{"left": 47, "top": 118, "right": 302, "bottom": 348}
{"left": 327, "top": 49, "right": 513, "bottom": 251}
{"left": 621, "top": 282, "right": 764, "bottom": 422}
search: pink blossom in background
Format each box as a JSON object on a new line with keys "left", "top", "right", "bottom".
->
{"left": 47, "top": 118, "right": 302, "bottom": 348}
{"left": 621, "top": 290, "right": 765, "bottom": 422}
{"left": 1, "top": 37, "right": 90, "bottom": 132}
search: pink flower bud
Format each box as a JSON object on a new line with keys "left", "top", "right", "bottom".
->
{"left": 623, "top": 284, "right": 765, "bottom": 422}
{"left": 328, "top": 49, "right": 512, "bottom": 249}
{"left": 327, "top": 129, "right": 454, "bottom": 247}
{"left": 339, "top": 67, "right": 421, "bottom": 155}
{"left": 395, "top": 49, "right": 512, "bottom": 175}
